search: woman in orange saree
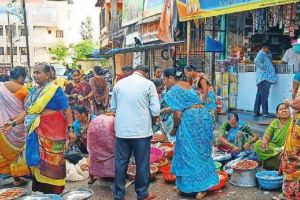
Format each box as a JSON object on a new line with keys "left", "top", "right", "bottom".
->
{"left": 280, "top": 84, "right": 300, "bottom": 199}
{"left": 0, "top": 67, "right": 29, "bottom": 186}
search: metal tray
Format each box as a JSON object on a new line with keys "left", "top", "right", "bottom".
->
{"left": 19, "top": 194, "right": 61, "bottom": 200}
{"left": 0, "top": 187, "right": 26, "bottom": 200}
{"left": 60, "top": 189, "right": 93, "bottom": 200}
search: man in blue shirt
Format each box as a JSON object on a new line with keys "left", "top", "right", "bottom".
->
{"left": 253, "top": 43, "right": 276, "bottom": 117}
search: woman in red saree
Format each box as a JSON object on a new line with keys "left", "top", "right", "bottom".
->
{"left": 0, "top": 67, "right": 29, "bottom": 186}
{"left": 10, "top": 63, "right": 75, "bottom": 194}
{"left": 87, "top": 113, "right": 115, "bottom": 184}
{"left": 65, "top": 69, "right": 93, "bottom": 112}
{"left": 89, "top": 66, "right": 109, "bottom": 115}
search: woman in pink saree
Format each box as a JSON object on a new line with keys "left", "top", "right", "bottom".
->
{"left": 87, "top": 114, "right": 115, "bottom": 184}
{"left": 0, "top": 67, "right": 29, "bottom": 186}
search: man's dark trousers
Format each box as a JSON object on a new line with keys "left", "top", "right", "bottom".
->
{"left": 113, "top": 137, "right": 151, "bottom": 200}
{"left": 254, "top": 80, "right": 272, "bottom": 115}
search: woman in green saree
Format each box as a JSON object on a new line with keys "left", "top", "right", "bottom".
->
{"left": 254, "top": 103, "right": 291, "bottom": 170}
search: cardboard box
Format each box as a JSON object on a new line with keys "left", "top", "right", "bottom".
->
{"left": 229, "top": 82, "right": 238, "bottom": 96}
{"left": 216, "top": 72, "right": 223, "bottom": 87}
{"left": 222, "top": 72, "right": 229, "bottom": 85}
{"left": 229, "top": 95, "right": 237, "bottom": 109}
{"left": 222, "top": 85, "right": 229, "bottom": 98}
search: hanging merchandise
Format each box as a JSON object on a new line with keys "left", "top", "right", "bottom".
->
{"left": 254, "top": 9, "right": 267, "bottom": 33}
{"left": 283, "top": 4, "right": 295, "bottom": 36}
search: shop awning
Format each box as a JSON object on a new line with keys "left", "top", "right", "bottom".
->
{"left": 100, "top": 41, "right": 185, "bottom": 57}
{"left": 177, "top": 0, "right": 299, "bottom": 21}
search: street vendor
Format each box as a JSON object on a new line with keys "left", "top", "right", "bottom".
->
{"left": 152, "top": 79, "right": 175, "bottom": 142}
{"left": 254, "top": 103, "right": 291, "bottom": 170}
{"left": 73, "top": 105, "right": 96, "bottom": 154}
{"left": 217, "top": 113, "right": 259, "bottom": 153}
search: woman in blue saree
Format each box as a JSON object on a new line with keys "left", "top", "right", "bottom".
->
{"left": 163, "top": 68, "right": 219, "bottom": 199}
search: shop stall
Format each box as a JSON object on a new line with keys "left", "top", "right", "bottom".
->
{"left": 219, "top": 3, "right": 300, "bottom": 113}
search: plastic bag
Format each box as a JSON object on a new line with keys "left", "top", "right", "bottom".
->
{"left": 25, "top": 131, "right": 40, "bottom": 167}
{"left": 66, "top": 161, "right": 84, "bottom": 182}
{"left": 64, "top": 142, "right": 83, "bottom": 165}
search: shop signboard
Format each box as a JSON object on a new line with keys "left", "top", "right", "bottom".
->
{"left": 141, "top": 22, "right": 160, "bottom": 44}
{"left": 177, "top": 0, "right": 298, "bottom": 21}
{"left": 122, "top": 0, "right": 144, "bottom": 27}
{"left": 143, "top": 0, "right": 164, "bottom": 18}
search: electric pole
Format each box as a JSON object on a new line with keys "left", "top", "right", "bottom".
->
{"left": 22, "top": 0, "right": 31, "bottom": 75}
{"left": 7, "top": 6, "right": 13, "bottom": 67}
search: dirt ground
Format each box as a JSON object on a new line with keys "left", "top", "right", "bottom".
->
{"left": 0, "top": 174, "right": 280, "bottom": 200}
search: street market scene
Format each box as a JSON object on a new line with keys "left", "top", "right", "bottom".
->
{"left": 1, "top": 0, "right": 300, "bottom": 199}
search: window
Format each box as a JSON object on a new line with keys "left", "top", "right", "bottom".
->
{"left": 20, "top": 47, "right": 27, "bottom": 55}
{"left": 5, "top": 25, "right": 16, "bottom": 36}
{"left": 56, "top": 30, "right": 64, "bottom": 38}
{"left": 0, "top": 47, "right": 4, "bottom": 55}
{"left": 19, "top": 26, "right": 26, "bottom": 36}
{"left": 7, "top": 47, "right": 17, "bottom": 55}
{"left": 48, "top": 30, "right": 52, "bottom": 34}
{"left": 0, "top": 26, "right": 3, "bottom": 36}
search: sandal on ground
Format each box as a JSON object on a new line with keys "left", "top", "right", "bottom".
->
{"left": 88, "top": 177, "right": 97, "bottom": 184}
{"left": 271, "top": 194, "right": 285, "bottom": 200}
{"left": 143, "top": 192, "right": 156, "bottom": 200}
{"left": 13, "top": 177, "right": 26, "bottom": 187}
{"left": 196, "top": 192, "right": 207, "bottom": 200}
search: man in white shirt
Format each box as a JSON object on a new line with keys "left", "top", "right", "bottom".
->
{"left": 283, "top": 37, "right": 300, "bottom": 73}
{"left": 111, "top": 65, "right": 160, "bottom": 200}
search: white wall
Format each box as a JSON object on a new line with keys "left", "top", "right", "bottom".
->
{"left": 237, "top": 73, "right": 294, "bottom": 113}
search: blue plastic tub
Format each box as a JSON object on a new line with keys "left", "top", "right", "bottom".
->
{"left": 256, "top": 170, "right": 283, "bottom": 190}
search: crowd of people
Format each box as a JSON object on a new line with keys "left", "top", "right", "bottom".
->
{"left": 0, "top": 61, "right": 300, "bottom": 200}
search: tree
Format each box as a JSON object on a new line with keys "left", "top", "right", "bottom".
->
{"left": 72, "top": 40, "right": 94, "bottom": 66}
{"left": 49, "top": 42, "right": 69, "bottom": 64}
{"left": 80, "top": 16, "right": 93, "bottom": 40}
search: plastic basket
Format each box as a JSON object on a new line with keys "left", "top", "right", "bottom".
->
{"left": 255, "top": 171, "right": 283, "bottom": 190}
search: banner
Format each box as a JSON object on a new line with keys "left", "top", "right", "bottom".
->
{"left": 177, "top": 0, "right": 299, "bottom": 21}
{"left": 122, "top": 0, "right": 144, "bottom": 27}
{"left": 143, "top": 0, "right": 164, "bottom": 18}
{"left": 157, "top": 0, "right": 172, "bottom": 43}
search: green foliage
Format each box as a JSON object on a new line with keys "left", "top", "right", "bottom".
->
{"left": 72, "top": 40, "right": 95, "bottom": 66}
{"left": 49, "top": 42, "right": 69, "bottom": 63}
{"left": 99, "top": 59, "right": 112, "bottom": 67}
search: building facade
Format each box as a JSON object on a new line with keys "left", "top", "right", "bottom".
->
{"left": 0, "top": 0, "right": 73, "bottom": 68}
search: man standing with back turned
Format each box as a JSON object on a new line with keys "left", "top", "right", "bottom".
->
{"left": 111, "top": 65, "right": 160, "bottom": 200}
{"left": 253, "top": 43, "right": 276, "bottom": 117}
